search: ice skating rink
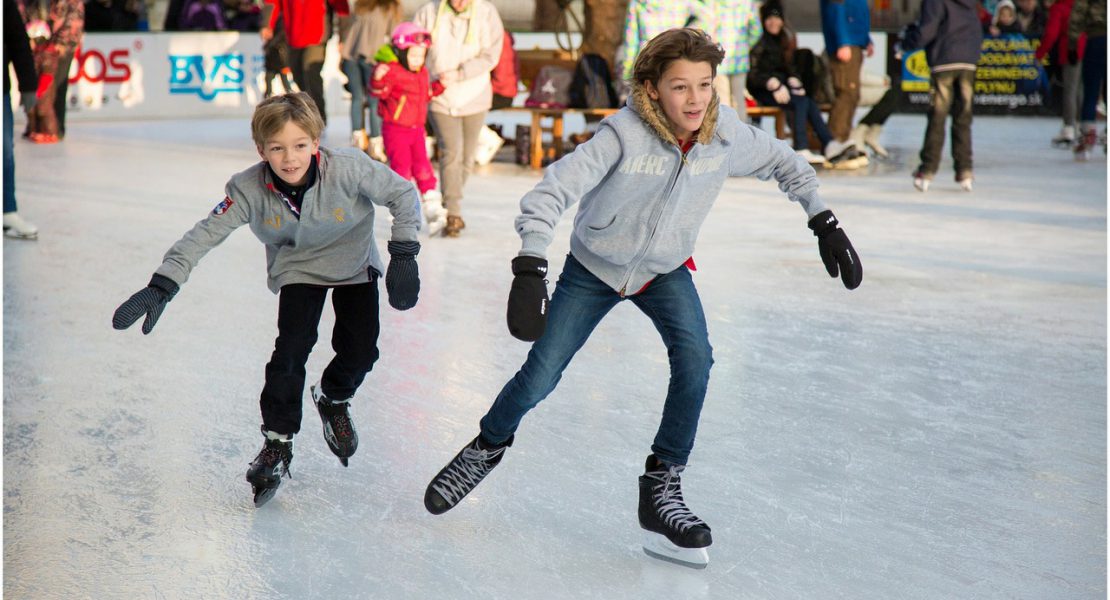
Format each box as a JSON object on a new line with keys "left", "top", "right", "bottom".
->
{"left": 3, "top": 114, "right": 1106, "bottom": 599}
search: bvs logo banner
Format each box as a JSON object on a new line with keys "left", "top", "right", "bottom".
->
{"left": 168, "top": 54, "right": 245, "bottom": 101}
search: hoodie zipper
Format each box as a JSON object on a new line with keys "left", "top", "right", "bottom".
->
{"left": 617, "top": 144, "right": 688, "bottom": 297}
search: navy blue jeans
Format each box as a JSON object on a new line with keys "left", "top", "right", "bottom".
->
{"left": 1080, "top": 35, "right": 1107, "bottom": 123}
{"left": 342, "top": 56, "right": 381, "bottom": 136}
{"left": 4, "top": 92, "right": 16, "bottom": 214}
{"left": 480, "top": 254, "right": 714, "bottom": 465}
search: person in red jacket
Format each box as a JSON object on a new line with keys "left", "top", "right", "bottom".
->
{"left": 263, "top": 0, "right": 349, "bottom": 125}
{"left": 490, "top": 30, "right": 519, "bottom": 109}
{"left": 1035, "top": 0, "right": 1087, "bottom": 147}
{"left": 371, "top": 22, "right": 449, "bottom": 234}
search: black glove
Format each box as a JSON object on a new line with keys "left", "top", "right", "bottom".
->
{"left": 807, "top": 210, "right": 862, "bottom": 290}
{"left": 385, "top": 240, "right": 420, "bottom": 310}
{"left": 506, "top": 256, "right": 549, "bottom": 342}
{"left": 112, "top": 274, "right": 179, "bottom": 334}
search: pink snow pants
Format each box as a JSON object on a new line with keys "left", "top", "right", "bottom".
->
{"left": 382, "top": 122, "right": 437, "bottom": 195}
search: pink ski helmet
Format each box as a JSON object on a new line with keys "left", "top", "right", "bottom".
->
{"left": 391, "top": 23, "right": 432, "bottom": 49}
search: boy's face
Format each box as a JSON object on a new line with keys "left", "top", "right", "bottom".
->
{"left": 407, "top": 46, "right": 427, "bottom": 71}
{"left": 644, "top": 59, "right": 715, "bottom": 143}
{"left": 258, "top": 120, "right": 319, "bottom": 186}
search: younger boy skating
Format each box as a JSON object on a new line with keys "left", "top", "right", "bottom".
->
{"left": 112, "top": 92, "right": 423, "bottom": 507}
{"left": 423, "top": 28, "right": 862, "bottom": 568}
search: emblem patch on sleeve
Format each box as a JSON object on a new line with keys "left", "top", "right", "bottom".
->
{"left": 213, "top": 197, "right": 234, "bottom": 215}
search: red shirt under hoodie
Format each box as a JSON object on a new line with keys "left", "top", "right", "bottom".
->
{"left": 369, "top": 61, "right": 445, "bottom": 129}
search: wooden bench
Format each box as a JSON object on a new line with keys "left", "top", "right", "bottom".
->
{"left": 747, "top": 105, "right": 786, "bottom": 140}
{"left": 494, "top": 106, "right": 620, "bottom": 169}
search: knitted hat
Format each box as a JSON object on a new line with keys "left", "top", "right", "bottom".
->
{"left": 761, "top": 0, "right": 785, "bottom": 22}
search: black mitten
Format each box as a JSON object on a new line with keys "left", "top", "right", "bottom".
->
{"left": 506, "top": 256, "right": 550, "bottom": 342}
{"left": 386, "top": 240, "right": 420, "bottom": 310}
{"left": 112, "top": 274, "right": 179, "bottom": 334}
{"left": 807, "top": 210, "right": 863, "bottom": 290}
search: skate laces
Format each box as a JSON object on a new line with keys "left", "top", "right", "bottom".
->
{"left": 320, "top": 399, "right": 354, "bottom": 440}
{"left": 432, "top": 443, "right": 506, "bottom": 504}
{"left": 648, "top": 464, "right": 706, "bottom": 533}
{"left": 258, "top": 441, "right": 292, "bottom": 475}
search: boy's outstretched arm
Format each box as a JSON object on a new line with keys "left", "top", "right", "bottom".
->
{"left": 730, "top": 124, "right": 862, "bottom": 290}
{"left": 113, "top": 189, "right": 250, "bottom": 334}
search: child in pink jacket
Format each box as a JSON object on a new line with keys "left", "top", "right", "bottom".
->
{"left": 370, "top": 22, "right": 447, "bottom": 234}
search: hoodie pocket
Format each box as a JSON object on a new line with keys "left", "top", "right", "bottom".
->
{"left": 577, "top": 214, "right": 643, "bottom": 265}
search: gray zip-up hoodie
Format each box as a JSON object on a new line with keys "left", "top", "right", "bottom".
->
{"left": 155, "top": 146, "right": 420, "bottom": 294}
{"left": 516, "top": 84, "right": 827, "bottom": 295}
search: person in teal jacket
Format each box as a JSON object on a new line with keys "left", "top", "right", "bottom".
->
{"left": 422, "top": 28, "right": 862, "bottom": 569}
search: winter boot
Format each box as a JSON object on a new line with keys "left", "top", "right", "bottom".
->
{"left": 444, "top": 215, "right": 465, "bottom": 238}
{"left": 351, "top": 129, "right": 369, "bottom": 152}
{"left": 312, "top": 382, "right": 358, "bottom": 466}
{"left": 863, "top": 124, "right": 889, "bottom": 158}
{"left": 639, "top": 455, "right": 712, "bottom": 569}
{"left": 368, "top": 136, "right": 387, "bottom": 162}
{"left": 422, "top": 189, "right": 448, "bottom": 236}
{"left": 424, "top": 434, "right": 513, "bottom": 515}
{"left": 246, "top": 428, "right": 294, "bottom": 507}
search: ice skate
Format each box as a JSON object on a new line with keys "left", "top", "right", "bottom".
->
{"left": 638, "top": 455, "right": 712, "bottom": 569}
{"left": 912, "top": 168, "right": 932, "bottom": 192}
{"left": 3, "top": 213, "right": 38, "bottom": 240}
{"left": 956, "top": 171, "right": 973, "bottom": 192}
{"left": 1074, "top": 126, "right": 1098, "bottom": 161}
{"left": 422, "top": 189, "right": 448, "bottom": 236}
{"left": 246, "top": 430, "right": 293, "bottom": 508}
{"left": 443, "top": 215, "right": 465, "bottom": 238}
{"left": 424, "top": 434, "right": 513, "bottom": 515}
{"left": 1051, "top": 125, "right": 1076, "bottom": 149}
{"left": 312, "top": 382, "right": 358, "bottom": 466}
{"left": 823, "top": 140, "right": 867, "bottom": 170}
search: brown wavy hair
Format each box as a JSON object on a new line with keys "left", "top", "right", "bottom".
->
{"left": 631, "top": 28, "right": 726, "bottom": 86}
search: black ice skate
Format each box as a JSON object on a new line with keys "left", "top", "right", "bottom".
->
{"left": 638, "top": 455, "right": 712, "bottom": 569}
{"left": 424, "top": 434, "right": 513, "bottom": 515}
{"left": 312, "top": 382, "right": 358, "bottom": 467}
{"left": 246, "top": 431, "right": 293, "bottom": 508}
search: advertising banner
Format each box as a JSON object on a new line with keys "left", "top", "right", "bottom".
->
{"left": 13, "top": 32, "right": 347, "bottom": 121}
{"left": 898, "top": 33, "right": 1052, "bottom": 114}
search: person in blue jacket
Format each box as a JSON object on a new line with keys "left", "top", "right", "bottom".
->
{"left": 421, "top": 27, "right": 863, "bottom": 569}
{"left": 820, "top": 0, "right": 873, "bottom": 149}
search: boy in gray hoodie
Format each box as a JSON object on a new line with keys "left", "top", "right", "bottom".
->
{"left": 112, "top": 92, "right": 423, "bottom": 507}
{"left": 422, "top": 28, "right": 862, "bottom": 568}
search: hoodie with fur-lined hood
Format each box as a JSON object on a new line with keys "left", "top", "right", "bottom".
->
{"left": 514, "top": 84, "right": 828, "bottom": 296}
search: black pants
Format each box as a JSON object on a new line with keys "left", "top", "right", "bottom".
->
{"left": 289, "top": 44, "right": 327, "bottom": 124}
{"left": 260, "top": 281, "right": 380, "bottom": 435}
{"left": 917, "top": 69, "right": 975, "bottom": 177}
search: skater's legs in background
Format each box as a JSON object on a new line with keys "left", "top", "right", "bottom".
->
{"left": 409, "top": 125, "right": 438, "bottom": 195}
{"left": 383, "top": 123, "right": 416, "bottom": 180}
{"left": 1061, "top": 62, "right": 1081, "bottom": 131}
{"left": 629, "top": 266, "right": 713, "bottom": 466}
{"left": 949, "top": 70, "right": 975, "bottom": 177}
{"left": 260, "top": 284, "right": 328, "bottom": 435}
{"left": 479, "top": 254, "right": 621, "bottom": 443}
{"left": 54, "top": 51, "right": 73, "bottom": 138}
{"left": 859, "top": 86, "right": 898, "bottom": 127}
{"left": 320, "top": 280, "right": 381, "bottom": 400}
{"left": 727, "top": 73, "right": 748, "bottom": 121}
{"left": 917, "top": 71, "right": 958, "bottom": 176}
{"left": 289, "top": 44, "right": 327, "bottom": 125}
{"left": 4, "top": 93, "right": 16, "bottom": 214}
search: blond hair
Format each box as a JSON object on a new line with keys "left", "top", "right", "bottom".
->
{"left": 631, "top": 28, "right": 726, "bottom": 87}
{"left": 250, "top": 92, "right": 325, "bottom": 146}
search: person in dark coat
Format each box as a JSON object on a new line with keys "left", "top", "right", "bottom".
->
{"left": 901, "top": 0, "right": 983, "bottom": 192}
{"left": 4, "top": 0, "right": 40, "bottom": 238}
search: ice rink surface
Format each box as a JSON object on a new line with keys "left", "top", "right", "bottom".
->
{"left": 3, "top": 114, "right": 1106, "bottom": 599}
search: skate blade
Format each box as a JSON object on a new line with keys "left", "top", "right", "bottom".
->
{"left": 641, "top": 532, "right": 709, "bottom": 569}
{"left": 339, "top": 456, "right": 349, "bottom": 467}
{"left": 252, "top": 484, "right": 279, "bottom": 508}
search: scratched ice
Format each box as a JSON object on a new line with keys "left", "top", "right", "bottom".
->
{"left": 3, "top": 114, "right": 1105, "bottom": 599}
